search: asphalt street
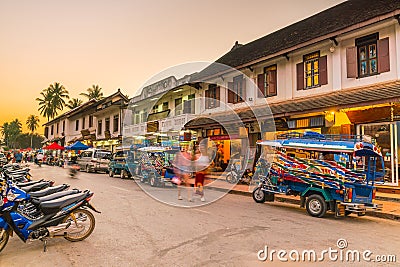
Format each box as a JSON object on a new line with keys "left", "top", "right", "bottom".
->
{"left": 1, "top": 164, "right": 399, "bottom": 266}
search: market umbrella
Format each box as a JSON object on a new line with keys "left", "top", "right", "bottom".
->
{"left": 65, "top": 141, "right": 89, "bottom": 151}
{"left": 43, "top": 142, "right": 64, "bottom": 150}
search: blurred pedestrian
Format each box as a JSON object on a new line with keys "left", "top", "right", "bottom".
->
{"left": 173, "top": 147, "right": 194, "bottom": 202}
{"left": 194, "top": 143, "right": 210, "bottom": 202}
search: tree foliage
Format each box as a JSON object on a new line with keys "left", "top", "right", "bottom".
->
{"left": 80, "top": 84, "right": 104, "bottom": 100}
{"left": 67, "top": 98, "right": 83, "bottom": 109}
{"left": 26, "top": 115, "right": 40, "bottom": 133}
{"left": 1, "top": 119, "right": 22, "bottom": 148}
{"left": 16, "top": 133, "right": 44, "bottom": 149}
{"left": 36, "top": 82, "right": 69, "bottom": 121}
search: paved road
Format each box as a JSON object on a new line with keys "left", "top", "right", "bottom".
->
{"left": 1, "top": 164, "right": 399, "bottom": 266}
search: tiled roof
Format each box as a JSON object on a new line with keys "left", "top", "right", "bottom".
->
{"left": 192, "top": 0, "right": 400, "bottom": 81}
{"left": 185, "top": 81, "right": 400, "bottom": 128}
{"left": 269, "top": 80, "right": 400, "bottom": 116}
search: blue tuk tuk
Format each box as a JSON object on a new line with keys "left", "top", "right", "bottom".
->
{"left": 252, "top": 133, "right": 384, "bottom": 218}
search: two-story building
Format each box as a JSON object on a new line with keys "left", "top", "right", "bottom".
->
{"left": 183, "top": 0, "right": 400, "bottom": 186}
{"left": 43, "top": 89, "right": 129, "bottom": 152}
{"left": 123, "top": 74, "right": 200, "bottom": 148}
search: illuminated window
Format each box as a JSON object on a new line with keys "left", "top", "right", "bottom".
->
{"left": 304, "top": 51, "right": 320, "bottom": 89}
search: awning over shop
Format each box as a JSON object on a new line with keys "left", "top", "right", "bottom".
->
{"left": 65, "top": 141, "right": 90, "bottom": 151}
{"left": 43, "top": 142, "right": 64, "bottom": 150}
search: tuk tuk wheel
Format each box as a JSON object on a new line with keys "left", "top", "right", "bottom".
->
{"left": 150, "top": 175, "right": 157, "bottom": 187}
{"left": 121, "top": 169, "right": 129, "bottom": 179}
{"left": 139, "top": 176, "right": 145, "bottom": 183}
{"left": 226, "top": 173, "right": 236, "bottom": 184}
{"left": 252, "top": 187, "right": 266, "bottom": 203}
{"left": 306, "top": 194, "right": 327, "bottom": 218}
{"left": 109, "top": 169, "right": 114, "bottom": 177}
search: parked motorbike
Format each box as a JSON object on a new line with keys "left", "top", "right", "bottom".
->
{"left": 2, "top": 165, "right": 32, "bottom": 183}
{"left": 0, "top": 180, "right": 99, "bottom": 253}
{"left": 225, "top": 160, "right": 253, "bottom": 184}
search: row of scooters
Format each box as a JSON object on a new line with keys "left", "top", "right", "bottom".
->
{"left": 0, "top": 163, "right": 99, "bottom": 253}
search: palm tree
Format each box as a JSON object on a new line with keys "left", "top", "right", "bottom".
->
{"left": 67, "top": 98, "right": 83, "bottom": 109}
{"left": 36, "top": 89, "right": 54, "bottom": 121}
{"left": 80, "top": 84, "right": 104, "bottom": 100}
{"left": 1, "top": 122, "right": 9, "bottom": 147}
{"left": 26, "top": 115, "right": 40, "bottom": 148}
{"left": 49, "top": 82, "right": 69, "bottom": 113}
{"left": 7, "top": 119, "right": 22, "bottom": 148}
{"left": 36, "top": 82, "right": 69, "bottom": 121}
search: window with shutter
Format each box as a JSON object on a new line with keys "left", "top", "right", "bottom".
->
{"left": 258, "top": 65, "right": 277, "bottom": 97}
{"left": 303, "top": 51, "right": 320, "bottom": 89}
{"left": 354, "top": 32, "right": 385, "bottom": 78}
{"left": 205, "top": 84, "right": 220, "bottom": 109}
{"left": 232, "top": 75, "right": 245, "bottom": 103}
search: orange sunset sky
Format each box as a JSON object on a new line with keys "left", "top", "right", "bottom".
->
{"left": 0, "top": 0, "right": 343, "bottom": 133}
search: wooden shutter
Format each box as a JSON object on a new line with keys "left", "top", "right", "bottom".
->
{"left": 296, "top": 62, "right": 304, "bottom": 90}
{"left": 183, "top": 100, "right": 191, "bottom": 114}
{"left": 319, "top": 55, "right": 328, "bottom": 85}
{"left": 257, "top": 74, "right": 265, "bottom": 98}
{"left": 346, "top": 46, "right": 357, "bottom": 78}
{"left": 268, "top": 69, "right": 277, "bottom": 96}
{"left": 205, "top": 90, "right": 210, "bottom": 109}
{"left": 241, "top": 78, "right": 246, "bottom": 102}
{"left": 228, "top": 82, "right": 234, "bottom": 103}
{"left": 215, "top": 86, "right": 220, "bottom": 107}
{"left": 378, "top": 37, "right": 390, "bottom": 73}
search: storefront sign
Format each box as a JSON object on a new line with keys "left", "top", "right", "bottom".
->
{"left": 142, "top": 76, "right": 176, "bottom": 99}
{"left": 146, "top": 121, "right": 159, "bottom": 132}
{"left": 209, "top": 134, "right": 241, "bottom": 140}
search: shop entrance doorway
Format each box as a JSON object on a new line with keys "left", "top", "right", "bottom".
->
{"left": 358, "top": 122, "right": 399, "bottom": 186}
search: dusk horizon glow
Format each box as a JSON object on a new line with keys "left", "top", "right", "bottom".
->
{"left": 0, "top": 0, "right": 343, "bottom": 132}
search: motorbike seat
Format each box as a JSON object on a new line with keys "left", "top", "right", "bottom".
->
{"left": 31, "top": 189, "right": 80, "bottom": 206}
{"left": 6, "top": 169, "right": 29, "bottom": 175}
{"left": 29, "top": 184, "right": 69, "bottom": 198}
{"left": 39, "top": 192, "right": 88, "bottom": 215}
{"left": 9, "top": 174, "right": 27, "bottom": 180}
{"left": 16, "top": 179, "right": 44, "bottom": 187}
{"left": 19, "top": 181, "right": 50, "bottom": 193}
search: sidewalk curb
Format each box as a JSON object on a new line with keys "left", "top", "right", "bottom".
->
{"left": 206, "top": 185, "right": 400, "bottom": 222}
{"left": 375, "top": 196, "right": 400, "bottom": 203}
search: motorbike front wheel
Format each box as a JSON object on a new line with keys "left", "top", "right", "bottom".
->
{"left": 252, "top": 187, "right": 266, "bottom": 203}
{"left": 0, "top": 227, "right": 10, "bottom": 253}
{"left": 62, "top": 209, "right": 95, "bottom": 242}
{"left": 226, "top": 173, "right": 237, "bottom": 184}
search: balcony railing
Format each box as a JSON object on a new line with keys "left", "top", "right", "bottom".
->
{"left": 122, "top": 113, "right": 196, "bottom": 138}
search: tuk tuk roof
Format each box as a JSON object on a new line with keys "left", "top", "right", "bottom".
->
{"left": 257, "top": 139, "right": 382, "bottom": 157}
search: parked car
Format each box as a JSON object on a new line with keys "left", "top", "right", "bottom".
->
{"left": 108, "top": 150, "right": 140, "bottom": 178}
{"left": 77, "top": 148, "right": 111, "bottom": 173}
